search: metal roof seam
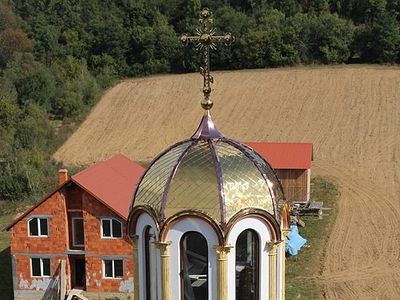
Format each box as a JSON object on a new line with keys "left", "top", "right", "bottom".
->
{"left": 159, "top": 140, "right": 196, "bottom": 225}
{"left": 208, "top": 139, "right": 227, "bottom": 228}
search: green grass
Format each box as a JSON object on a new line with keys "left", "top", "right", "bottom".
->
{"left": 286, "top": 176, "right": 339, "bottom": 300}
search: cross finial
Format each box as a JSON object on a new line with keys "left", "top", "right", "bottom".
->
{"left": 181, "top": 8, "right": 234, "bottom": 111}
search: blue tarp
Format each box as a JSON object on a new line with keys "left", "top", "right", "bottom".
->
{"left": 285, "top": 225, "right": 307, "bottom": 256}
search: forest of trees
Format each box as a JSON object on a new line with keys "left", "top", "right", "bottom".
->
{"left": 1, "top": 0, "right": 400, "bottom": 204}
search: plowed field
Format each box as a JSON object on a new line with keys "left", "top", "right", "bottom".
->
{"left": 54, "top": 66, "right": 400, "bottom": 299}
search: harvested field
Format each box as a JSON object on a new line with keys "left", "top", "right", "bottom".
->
{"left": 54, "top": 66, "right": 400, "bottom": 299}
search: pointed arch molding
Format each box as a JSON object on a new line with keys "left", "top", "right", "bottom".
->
{"left": 160, "top": 211, "right": 224, "bottom": 244}
{"left": 127, "top": 205, "right": 159, "bottom": 238}
{"left": 226, "top": 208, "right": 282, "bottom": 242}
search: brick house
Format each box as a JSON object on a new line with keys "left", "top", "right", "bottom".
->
{"left": 246, "top": 142, "right": 313, "bottom": 202}
{"left": 4, "top": 154, "right": 144, "bottom": 299}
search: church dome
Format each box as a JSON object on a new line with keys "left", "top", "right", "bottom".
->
{"left": 131, "top": 111, "right": 285, "bottom": 227}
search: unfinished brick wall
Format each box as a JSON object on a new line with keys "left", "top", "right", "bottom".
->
{"left": 82, "top": 192, "right": 133, "bottom": 293}
{"left": 11, "top": 191, "right": 69, "bottom": 292}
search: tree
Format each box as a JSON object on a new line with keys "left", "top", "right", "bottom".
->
{"left": 355, "top": 11, "right": 400, "bottom": 62}
{"left": 0, "top": 29, "right": 32, "bottom": 66}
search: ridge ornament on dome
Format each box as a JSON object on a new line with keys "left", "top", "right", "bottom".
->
{"left": 181, "top": 7, "right": 234, "bottom": 111}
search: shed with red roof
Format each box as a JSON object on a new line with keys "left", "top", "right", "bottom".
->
{"left": 246, "top": 142, "right": 313, "bottom": 202}
{"left": 5, "top": 155, "right": 144, "bottom": 300}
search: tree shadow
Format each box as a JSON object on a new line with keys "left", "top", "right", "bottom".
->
{"left": 0, "top": 247, "right": 14, "bottom": 300}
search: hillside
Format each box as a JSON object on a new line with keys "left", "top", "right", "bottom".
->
{"left": 54, "top": 66, "right": 400, "bottom": 299}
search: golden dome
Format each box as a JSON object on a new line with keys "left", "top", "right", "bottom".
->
{"left": 129, "top": 112, "right": 285, "bottom": 227}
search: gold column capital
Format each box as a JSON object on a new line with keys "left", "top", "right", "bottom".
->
{"left": 214, "top": 244, "right": 233, "bottom": 256}
{"left": 267, "top": 240, "right": 281, "bottom": 254}
{"left": 214, "top": 244, "right": 232, "bottom": 300}
{"left": 154, "top": 241, "right": 172, "bottom": 254}
{"left": 282, "top": 229, "right": 290, "bottom": 238}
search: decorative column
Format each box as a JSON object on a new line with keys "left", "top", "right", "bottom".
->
{"left": 267, "top": 241, "right": 278, "bottom": 300}
{"left": 155, "top": 241, "right": 172, "bottom": 300}
{"left": 282, "top": 230, "right": 290, "bottom": 300}
{"left": 132, "top": 235, "right": 140, "bottom": 300}
{"left": 214, "top": 245, "right": 233, "bottom": 300}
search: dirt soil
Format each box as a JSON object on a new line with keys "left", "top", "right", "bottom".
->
{"left": 54, "top": 66, "right": 400, "bottom": 299}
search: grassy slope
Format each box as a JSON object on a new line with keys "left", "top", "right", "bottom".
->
{"left": 286, "top": 176, "right": 339, "bottom": 299}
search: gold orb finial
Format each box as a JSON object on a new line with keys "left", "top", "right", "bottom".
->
{"left": 181, "top": 8, "right": 234, "bottom": 111}
{"left": 201, "top": 98, "right": 213, "bottom": 110}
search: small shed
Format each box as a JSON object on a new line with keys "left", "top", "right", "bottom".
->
{"left": 246, "top": 142, "right": 313, "bottom": 203}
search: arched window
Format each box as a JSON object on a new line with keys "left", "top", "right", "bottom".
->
{"left": 235, "top": 229, "right": 259, "bottom": 300}
{"left": 144, "top": 226, "right": 156, "bottom": 300}
{"left": 180, "top": 232, "right": 208, "bottom": 300}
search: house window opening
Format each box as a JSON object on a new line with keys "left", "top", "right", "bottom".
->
{"left": 28, "top": 217, "right": 48, "bottom": 237}
{"left": 180, "top": 231, "right": 208, "bottom": 300}
{"left": 72, "top": 217, "right": 84, "bottom": 246}
{"left": 235, "top": 229, "right": 259, "bottom": 300}
{"left": 101, "top": 218, "right": 122, "bottom": 238}
{"left": 31, "top": 258, "right": 50, "bottom": 277}
{"left": 103, "top": 259, "right": 123, "bottom": 278}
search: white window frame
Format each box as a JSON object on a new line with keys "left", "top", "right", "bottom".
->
{"left": 28, "top": 217, "right": 49, "bottom": 237}
{"left": 102, "top": 259, "right": 124, "bottom": 279}
{"left": 30, "top": 257, "right": 51, "bottom": 277}
{"left": 100, "top": 218, "right": 122, "bottom": 239}
{"left": 72, "top": 217, "right": 84, "bottom": 246}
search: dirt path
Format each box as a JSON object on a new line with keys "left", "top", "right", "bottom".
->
{"left": 54, "top": 66, "right": 400, "bottom": 299}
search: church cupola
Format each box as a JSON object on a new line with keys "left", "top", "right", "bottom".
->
{"left": 127, "top": 8, "right": 289, "bottom": 300}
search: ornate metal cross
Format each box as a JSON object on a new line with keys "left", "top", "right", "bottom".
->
{"left": 181, "top": 8, "right": 234, "bottom": 110}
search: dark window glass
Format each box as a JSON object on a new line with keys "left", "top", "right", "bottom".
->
{"left": 74, "top": 218, "right": 84, "bottom": 245}
{"left": 114, "top": 260, "right": 123, "bottom": 277}
{"left": 112, "top": 220, "right": 122, "bottom": 238}
{"left": 29, "top": 218, "right": 38, "bottom": 236}
{"left": 102, "top": 220, "right": 111, "bottom": 237}
{"left": 144, "top": 227, "right": 152, "bottom": 300}
{"left": 40, "top": 219, "right": 48, "bottom": 236}
{"left": 235, "top": 229, "right": 259, "bottom": 300}
{"left": 42, "top": 259, "right": 50, "bottom": 276}
{"left": 181, "top": 232, "right": 208, "bottom": 300}
{"left": 31, "top": 258, "right": 41, "bottom": 276}
{"left": 104, "top": 260, "right": 113, "bottom": 277}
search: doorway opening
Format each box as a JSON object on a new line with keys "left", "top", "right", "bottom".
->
{"left": 71, "top": 256, "right": 86, "bottom": 289}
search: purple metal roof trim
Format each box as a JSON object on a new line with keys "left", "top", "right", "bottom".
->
{"left": 129, "top": 139, "right": 192, "bottom": 214}
{"left": 208, "top": 140, "right": 227, "bottom": 228}
{"left": 159, "top": 140, "right": 196, "bottom": 225}
{"left": 192, "top": 110, "right": 223, "bottom": 140}
{"left": 225, "top": 138, "right": 279, "bottom": 218}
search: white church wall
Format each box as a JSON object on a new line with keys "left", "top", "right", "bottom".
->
{"left": 166, "top": 217, "right": 219, "bottom": 300}
{"left": 226, "top": 217, "right": 273, "bottom": 300}
{"left": 136, "top": 212, "right": 161, "bottom": 300}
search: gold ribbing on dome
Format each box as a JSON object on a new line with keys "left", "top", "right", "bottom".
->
{"left": 181, "top": 8, "right": 234, "bottom": 110}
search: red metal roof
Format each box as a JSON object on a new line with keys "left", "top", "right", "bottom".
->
{"left": 72, "top": 154, "right": 144, "bottom": 219}
{"left": 4, "top": 155, "right": 144, "bottom": 231}
{"left": 245, "top": 142, "right": 313, "bottom": 170}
